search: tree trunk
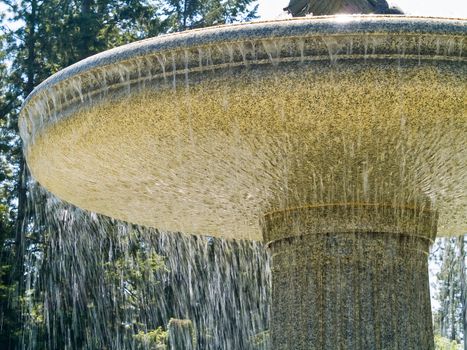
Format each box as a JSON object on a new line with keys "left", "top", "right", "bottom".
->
{"left": 183, "top": 0, "right": 188, "bottom": 30}
{"left": 458, "top": 236, "right": 467, "bottom": 350}
{"left": 79, "top": 0, "right": 93, "bottom": 58}
{"left": 451, "top": 265, "right": 457, "bottom": 341}
{"left": 15, "top": 0, "right": 37, "bottom": 281}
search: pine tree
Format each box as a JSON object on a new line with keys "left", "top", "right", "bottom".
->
{"left": 164, "top": 0, "right": 258, "bottom": 31}
{"left": 458, "top": 236, "right": 467, "bottom": 350}
{"left": 434, "top": 237, "right": 465, "bottom": 346}
{"left": 0, "top": 20, "right": 21, "bottom": 348}
{"left": 1, "top": 1, "right": 259, "bottom": 347}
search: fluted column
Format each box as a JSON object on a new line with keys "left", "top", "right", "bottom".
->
{"left": 263, "top": 204, "right": 436, "bottom": 350}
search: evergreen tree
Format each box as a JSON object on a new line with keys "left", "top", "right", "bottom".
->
{"left": 1, "top": 0, "right": 259, "bottom": 347}
{"left": 458, "top": 236, "right": 467, "bottom": 350}
{"left": 164, "top": 0, "right": 258, "bottom": 31}
{"left": 34, "top": 0, "right": 168, "bottom": 68}
{"left": 433, "top": 237, "right": 466, "bottom": 347}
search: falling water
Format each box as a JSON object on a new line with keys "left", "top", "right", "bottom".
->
{"left": 21, "top": 181, "right": 270, "bottom": 350}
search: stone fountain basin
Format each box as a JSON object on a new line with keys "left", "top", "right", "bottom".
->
{"left": 20, "top": 16, "right": 466, "bottom": 241}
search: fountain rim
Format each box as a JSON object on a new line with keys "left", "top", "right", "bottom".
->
{"left": 21, "top": 15, "right": 466, "bottom": 111}
{"left": 19, "top": 15, "right": 466, "bottom": 240}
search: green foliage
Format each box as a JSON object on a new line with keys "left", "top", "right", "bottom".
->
{"left": 0, "top": 255, "right": 21, "bottom": 347}
{"left": 435, "top": 335, "right": 462, "bottom": 350}
{"left": 164, "top": 0, "right": 258, "bottom": 31}
{"left": 35, "top": 0, "right": 169, "bottom": 68}
{"left": 0, "top": 0, "right": 258, "bottom": 348}
{"left": 104, "top": 242, "right": 167, "bottom": 309}
{"left": 0, "top": 32, "right": 18, "bottom": 226}
{"left": 0, "top": 26, "right": 21, "bottom": 350}
{"left": 134, "top": 326, "right": 168, "bottom": 349}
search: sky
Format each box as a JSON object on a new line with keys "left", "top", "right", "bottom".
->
{"left": 258, "top": 0, "right": 467, "bottom": 19}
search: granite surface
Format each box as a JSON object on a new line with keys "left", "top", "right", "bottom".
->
{"left": 269, "top": 228, "right": 433, "bottom": 349}
{"left": 20, "top": 16, "right": 466, "bottom": 240}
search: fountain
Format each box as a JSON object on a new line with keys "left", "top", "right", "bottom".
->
{"left": 19, "top": 16, "right": 466, "bottom": 349}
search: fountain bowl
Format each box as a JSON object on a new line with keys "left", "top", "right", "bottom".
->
{"left": 20, "top": 16, "right": 466, "bottom": 241}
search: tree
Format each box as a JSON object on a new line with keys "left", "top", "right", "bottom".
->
{"left": 164, "top": 0, "right": 258, "bottom": 31}
{"left": 1, "top": 1, "right": 260, "bottom": 348}
{"left": 433, "top": 237, "right": 466, "bottom": 347}
{"left": 0, "top": 1, "right": 171, "bottom": 347}
{"left": 458, "top": 236, "right": 467, "bottom": 350}
{"left": 34, "top": 0, "right": 168, "bottom": 69}
{"left": 0, "top": 16, "right": 22, "bottom": 349}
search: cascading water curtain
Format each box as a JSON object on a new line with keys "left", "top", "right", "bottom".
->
{"left": 21, "top": 181, "right": 270, "bottom": 350}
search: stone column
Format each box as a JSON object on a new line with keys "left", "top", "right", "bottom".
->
{"left": 262, "top": 204, "right": 436, "bottom": 350}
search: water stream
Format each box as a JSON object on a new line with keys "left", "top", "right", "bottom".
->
{"left": 22, "top": 182, "right": 270, "bottom": 350}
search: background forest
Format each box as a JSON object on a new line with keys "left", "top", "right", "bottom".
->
{"left": 0, "top": 1, "right": 465, "bottom": 349}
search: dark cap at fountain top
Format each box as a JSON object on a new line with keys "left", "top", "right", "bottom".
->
{"left": 284, "top": 0, "right": 403, "bottom": 17}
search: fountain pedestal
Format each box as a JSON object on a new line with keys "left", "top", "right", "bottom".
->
{"left": 263, "top": 204, "right": 436, "bottom": 350}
